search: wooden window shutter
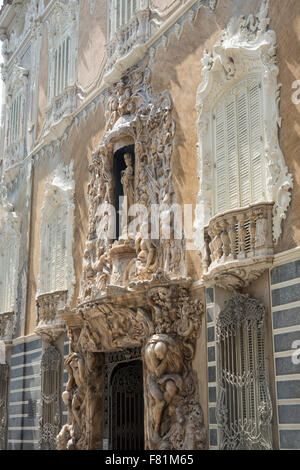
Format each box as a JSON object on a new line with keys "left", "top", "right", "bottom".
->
{"left": 213, "top": 77, "right": 264, "bottom": 215}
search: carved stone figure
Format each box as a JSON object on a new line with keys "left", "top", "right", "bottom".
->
{"left": 144, "top": 334, "right": 183, "bottom": 445}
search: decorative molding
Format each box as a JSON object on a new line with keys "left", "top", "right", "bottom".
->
{"left": 4, "top": 64, "right": 28, "bottom": 170}
{"left": 272, "top": 246, "right": 300, "bottom": 267}
{"left": 35, "top": 290, "right": 67, "bottom": 343}
{"left": 195, "top": 0, "right": 293, "bottom": 260}
{"left": 37, "top": 162, "right": 75, "bottom": 302}
{"left": 202, "top": 202, "right": 274, "bottom": 290}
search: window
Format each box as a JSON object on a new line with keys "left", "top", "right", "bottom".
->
{"left": 53, "top": 36, "right": 71, "bottom": 98}
{"left": 7, "top": 92, "right": 23, "bottom": 147}
{"left": 0, "top": 240, "right": 16, "bottom": 313}
{"left": 38, "top": 164, "right": 75, "bottom": 299}
{"left": 46, "top": 1, "right": 79, "bottom": 108}
{"left": 0, "top": 208, "right": 20, "bottom": 315}
{"left": 109, "top": 0, "right": 142, "bottom": 39}
{"left": 213, "top": 78, "right": 265, "bottom": 215}
{"left": 0, "top": 364, "right": 9, "bottom": 450}
{"left": 41, "top": 205, "right": 67, "bottom": 293}
{"left": 216, "top": 293, "right": 272, "bottom": 450}
{"left": 195, "top": 1, "right": 293, "bottom": 250}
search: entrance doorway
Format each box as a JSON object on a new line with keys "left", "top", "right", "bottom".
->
{"left": 109, "top": 360, "right": 144, "bottom": 450}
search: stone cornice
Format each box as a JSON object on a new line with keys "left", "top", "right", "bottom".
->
{"left": 273, "top": 246, "right": 300, "bottom": 267}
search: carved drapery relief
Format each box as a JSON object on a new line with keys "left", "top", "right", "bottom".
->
{"left": 195, "top": 0, "right": 293, "bottom": 258}
{"left": 0, "top": 363, "right": 9, "bottom": 450}
{"left": 80, "top": 63, "right": 185, "bottom": 303}
{"left": 216, "top": 293, "right": 273, "bottom": 450}
{"left": 39, "top": 345, "right": 62, "bottom": 450}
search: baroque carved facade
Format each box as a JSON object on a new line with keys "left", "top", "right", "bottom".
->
{"left": 0, "top": 0, "right": 299, "bottom": 452}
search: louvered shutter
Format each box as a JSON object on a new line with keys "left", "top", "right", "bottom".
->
{"left": 214, "top": 105, "right": 227, "bottom": 214}
{"left": 213, "top": 77, "right": 264, "bottom": 215}
{"left": 226, "top": 97, "right": 239, "bottom": 209}
{"left": 55, "top": 207, "right": 67, "bottom": 291}
{"left": 237, "top": 87, "right": 251, "bottom": 207}
{"left": 249, "top": 81, "right": 264, "bottom": 202}
{"left": 0, "top": 236, "right": 16, "bottom": 313}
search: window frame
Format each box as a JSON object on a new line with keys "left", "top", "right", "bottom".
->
{"left": 194, "top": 2, "right": 293, "bottom": 254}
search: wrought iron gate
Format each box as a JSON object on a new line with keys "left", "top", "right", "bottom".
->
{"left": 109, "top": 360, "right": 144, "bottom": 450}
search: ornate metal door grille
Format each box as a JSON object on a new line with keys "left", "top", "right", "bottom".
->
{"left": 39, "top": 345, "right": 62, "bottom": 450}
{"left": 216, "top": 293, "right": 272, "bottom": 450}
{"left": 109, "top": 360, "right": 144, "bottom": 450}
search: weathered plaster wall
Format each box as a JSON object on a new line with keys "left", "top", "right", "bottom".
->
{"left": 77, "top": 0, "right": 107, "bottom": 90}
{"left": 36, "top": 26, "right": 48, "bottom": 140}
{"left": 25, "top": 101, "right": 106, "bottom": 335}
{"left": 150, "top": 0, "right": 177, "bottom": 11}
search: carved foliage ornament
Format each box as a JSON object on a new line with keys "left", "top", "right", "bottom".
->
{"left": 195, "top": 0, "right": 293, "bottom": 254}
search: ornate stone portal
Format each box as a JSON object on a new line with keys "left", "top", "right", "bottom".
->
{"left": 57, "top": 63, "right": 206, "bottom": 450}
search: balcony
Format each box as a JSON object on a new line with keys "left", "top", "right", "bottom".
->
{"left": 105, "top": 7, "right": 150, "bottom": 82}
{"left": 203, "top": 202, "right": 274, "bottom": 289}
{"left": 44, "top": 85, "right": 78, "bottom": 136}
{"left": 35, "top": 290, "right": 67, "bottom": 343}
{"left": 0, "top": 311, "right": 14, "bottom": 342}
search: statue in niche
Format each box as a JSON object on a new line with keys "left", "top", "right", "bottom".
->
{"left": 119, "top": 152, "right": 135, "bottom": 238}
{"left": 121, "top": 153, "right": 134, "bottom": 208}
{"left": 144, "top": 334, "right": 183, "bottom": 445}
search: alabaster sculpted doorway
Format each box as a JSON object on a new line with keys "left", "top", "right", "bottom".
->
{"left": 103, "top": 349, "right": 144, "bottom": 450}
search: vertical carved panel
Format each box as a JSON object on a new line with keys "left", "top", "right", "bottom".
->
{"left": 39, "top": 346, "right": 62, "bottom": 450}
{"left": 0, "top": 364, "right": 8, "bottom": 450}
